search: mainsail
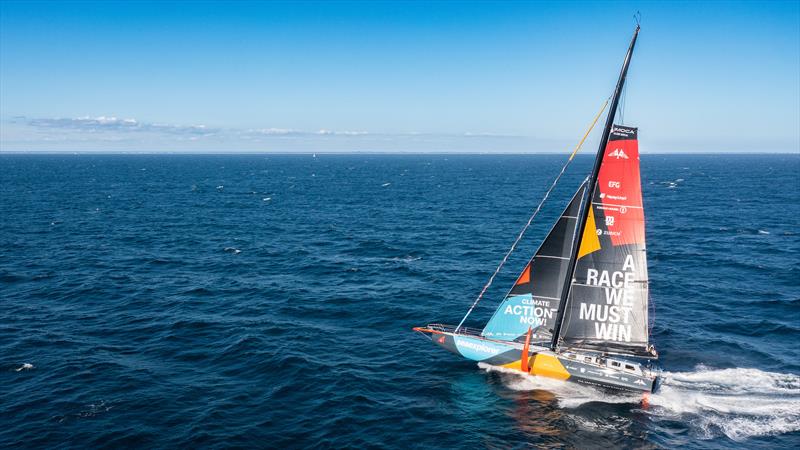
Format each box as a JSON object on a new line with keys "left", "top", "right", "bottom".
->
{"left": 482, "top": 182, "right": 587, "bottom": 342}
{"left": 556, "top": 125, "right": 652, "bottom": 356}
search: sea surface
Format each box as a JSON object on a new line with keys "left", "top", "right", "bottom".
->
{"left": 1, "top": 153, "right": 798, "bottom": 449}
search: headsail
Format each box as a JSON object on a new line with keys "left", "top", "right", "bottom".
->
{"left": 482, "top": 181, "right": 587, "bottom": 342}
{"left": 556, "top": 125, "right": 652, "bottom": 356}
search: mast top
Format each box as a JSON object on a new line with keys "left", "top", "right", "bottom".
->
{"left": 550, "top": 25, "right": 641, "bottom": 351}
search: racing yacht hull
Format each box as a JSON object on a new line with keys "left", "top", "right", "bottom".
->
{"left": 414, "top": 325, "right": 659, "bottom": 394}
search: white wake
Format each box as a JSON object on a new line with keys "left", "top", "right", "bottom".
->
{"left": 479, "top": 363, "right": 800, "bottom": 441}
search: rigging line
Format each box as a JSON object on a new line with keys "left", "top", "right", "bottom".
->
{"left": 454, "top": 97, "right": 610, "bottom": 333}
{"left": 648, "top": 292, "right": 655, "bottom": 339}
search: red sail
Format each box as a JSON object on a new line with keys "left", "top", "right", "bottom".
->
{"left": 596, "top": 126, "right": 645, "bottom": 248}
{"left": 558, "top": 125, "right": 651, "bottom": 356}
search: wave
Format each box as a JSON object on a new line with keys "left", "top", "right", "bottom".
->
{"left": 478, "top": 363, "right": 643, "bottom": 405}
{"left": 479, "top": 363, "right": 800, "bottom": 441}
{"left": 650, "top": 367, "right": 800, "bottom": 440}
{"left": 390, "top": 255, "right": 423, "bottom": 263}
{"left": 14, "top": 363, "right": 34, "bottom": 372}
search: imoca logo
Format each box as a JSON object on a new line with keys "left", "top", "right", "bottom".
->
{"left": 608, "top": 149, "right": 629, "bottom": 159}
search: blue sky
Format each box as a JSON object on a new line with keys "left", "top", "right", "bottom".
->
{"left": 1, "top": 1, "right": 798, "bottom": 152}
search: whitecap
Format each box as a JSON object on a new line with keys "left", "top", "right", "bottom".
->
{"left": 382, "top": 182, "right": 391, "bottom": 187}
{"left": 648, "top": 367, "right": 800, "bottom": 440}
{"left": 478, "top": 363, "right": 641, "bottom": 407}
{"left": 392, "top": 255, "right": 422, "bottom": 263}
{"left": 480, "top": 363, "right": 800, "bottom": 441}
{"left": 15, "top": 363, "right": 34, "bottom": 372}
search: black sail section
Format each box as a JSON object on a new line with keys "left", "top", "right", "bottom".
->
{"left": 482, "top": 182, "right": 587, "bottom": 342}
{"left": 557, "top": 126, "right": 653, "bottom": 357}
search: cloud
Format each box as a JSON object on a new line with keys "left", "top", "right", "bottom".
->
{"left": 27, "top": 116, "right": 139, "bottom": 130}
{"left": 463, "top": 131, "right": 520, "bottom": 138}
{"left": 247, "top": 128, "right": 369, "bottom": 137}
{"left": 250, "top": 127, "right": 302, "bottom": 136}
{"left": 5, "top": 114, "right": 538, "bottom": 151}
{"left": 20, "top": 116, "right": 375, "bottom": 139}
{"left": 22, "top": 115, "right": 217, "bottom": 136}
{"left": 315, "top": 129, "right": 369, "bottom": 136}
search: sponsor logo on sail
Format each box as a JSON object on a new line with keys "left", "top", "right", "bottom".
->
{"left": 608, "top": 149, "right": 629, "bottom": 160}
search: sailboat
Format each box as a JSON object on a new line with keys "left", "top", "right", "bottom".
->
{"left": 413, "top": 25, "right": 661, "bottom": 393}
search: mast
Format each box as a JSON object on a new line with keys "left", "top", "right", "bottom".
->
{"left": 550, "top": 25, "right": 640, "bottom": 351}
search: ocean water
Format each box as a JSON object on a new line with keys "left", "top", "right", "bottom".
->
{"left": 1, "top": 153, "right": 798, "bottom": 449}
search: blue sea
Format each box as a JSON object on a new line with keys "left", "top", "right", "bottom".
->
{"left": 1, "top": 153, "right": 799, "bottom": 448}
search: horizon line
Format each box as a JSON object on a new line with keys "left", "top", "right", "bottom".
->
{"left": 1, "top": 150, "right": 798, "bottom": 156}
